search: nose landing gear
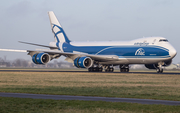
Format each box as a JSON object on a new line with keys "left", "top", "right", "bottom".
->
{"left": 157, "top": 68, "right": 163, "bottom": 73}
{"left": 157, "top": 62, "right": 163, "bottom": 73}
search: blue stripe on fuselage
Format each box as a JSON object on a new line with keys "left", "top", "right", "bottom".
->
{"left": 62, "top": 43, "right": 170, "bottom": 58}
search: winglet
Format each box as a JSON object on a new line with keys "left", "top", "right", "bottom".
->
{"left": 48, "top": 11, "right": 71, "bottom": 43}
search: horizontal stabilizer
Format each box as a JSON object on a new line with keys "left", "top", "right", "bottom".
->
{"left": 19, "top": 41, "right": 59, "bottom": 49}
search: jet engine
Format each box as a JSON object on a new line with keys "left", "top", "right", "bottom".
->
{"left": 32, "top": 53, "right": 50, "bottom": 64}
{"left": 74, "top": 56, "right": 93, "bottom": 68}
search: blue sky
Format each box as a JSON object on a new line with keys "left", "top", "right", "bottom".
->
{"left": 0, "top": 0, "right": 179, "bottom": 63}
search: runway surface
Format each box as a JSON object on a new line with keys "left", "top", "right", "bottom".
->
{"left": 0, "top": 92, "right": 180, "bottom": 105}
{"left": 0, "top": 69, "right": 180, "bottom": 75}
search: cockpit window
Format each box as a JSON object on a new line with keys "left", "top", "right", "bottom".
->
{"left": 159, "top": 39, "right": 168, "bottom": 42}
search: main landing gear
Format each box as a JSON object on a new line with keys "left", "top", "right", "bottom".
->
{"left": 88, "top": 64, "right": 130, "bottom": 73}
{"left": 88, "top": 65, "right": 114, "bottom": 72}
{"left": 105, "top": 66, "right": 114, "bottom": 72}
{"left": 88, "top": 67, "right": 103, "bottom": 72}
{"left": 120, "top": 65, "right": 129, "bottom": 72}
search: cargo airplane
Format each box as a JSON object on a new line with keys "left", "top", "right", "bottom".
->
{"left": 0, "top": 11, "right": 177, "bottom": 73}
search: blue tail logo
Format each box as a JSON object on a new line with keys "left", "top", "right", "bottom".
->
{"left": 52, "top": 24, "right": 71, "bottom": 44}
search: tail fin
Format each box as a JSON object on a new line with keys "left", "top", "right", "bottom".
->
{"left": 48, "top": 11, "right": 71, "bottom": 43}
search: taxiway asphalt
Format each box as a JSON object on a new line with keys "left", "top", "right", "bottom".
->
{"left": 0, "top": 92, "right": 180, "bottom": 105}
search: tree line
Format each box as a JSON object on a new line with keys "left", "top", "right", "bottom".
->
{"left": 0, "top": 57, "right": 74, "bottom": 68}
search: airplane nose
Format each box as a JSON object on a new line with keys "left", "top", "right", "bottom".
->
{"left": 170, "top": 48, "right": 177, "bottom": 58}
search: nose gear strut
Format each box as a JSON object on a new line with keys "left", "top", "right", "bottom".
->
{"left": 157, "top": 62, "right": 164, "bottom": 73}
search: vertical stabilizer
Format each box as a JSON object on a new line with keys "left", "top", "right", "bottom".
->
{"left": 48, "top": 11, "right": 70, "bottom": 43}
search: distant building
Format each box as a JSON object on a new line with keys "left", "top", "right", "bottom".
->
{"left": 0, "top": 62, "right": 10, "bottom": 67}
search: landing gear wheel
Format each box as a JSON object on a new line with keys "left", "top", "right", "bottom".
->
{"left": 110, "top": 68, "right": 113, "bottom": 72}
{"left": 95, "top": 67, "right": 99, "bottom": 72}
{"left": 120, "top": 65, "right": 129, "bottom": 72}
{"left": 161, "top": 69, "right": 163, "bottom": 73}
{"left": 105, "top": 68, "right": 109, "bottom": 72}
{"left": 156, "top": 62, "right": 164, "bottom": 73}
{"left": 120, "top": 69, "right": 123, "bottom": 72}
{"left": 120, "top": 68, "right": 129, "bottom": 72}
{"left": 88, "top": 67, "right": 103, "bottom": 72}
{"left": 125, "top": 68, "right": 129, "bottom": 72}
{"left": 105, "top": 67, "right": 114, "bottom": 72}
{"left": 157, "top": 68, "right": 163, "bottom": 73}
{"left": 99, "top": 67, "right": 103, "bottom": 72}
{"left": 88, "top": 67, "right": 93, "bottom": 72}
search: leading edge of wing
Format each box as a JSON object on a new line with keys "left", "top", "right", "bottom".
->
{"left": 27, "top": 50, "right": 119, "bottom": 61}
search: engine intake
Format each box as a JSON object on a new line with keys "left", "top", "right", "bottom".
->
{"left": 74, "top": 56, "right": 93, "bottom": 68}
{"left": 32, "top": 53, "right": 50, "bottom": 64}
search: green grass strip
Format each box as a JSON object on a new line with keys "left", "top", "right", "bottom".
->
{"left": 0, "top": 97, "right": 180, "bottom": 113}
{"left": 1, "top": 86, "right": 180, "bottom": 101}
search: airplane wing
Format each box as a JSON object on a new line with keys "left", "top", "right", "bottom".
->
{"left": 27, "top": 50, "right": 120, "bottom": 62}
{"left": 0, "top": 49, "right": 120, "bottom": 62}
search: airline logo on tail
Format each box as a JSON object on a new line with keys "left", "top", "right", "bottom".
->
{"left": 52, "top": 24, "right": 70, "bottom": 43}
{"left": 48, "top": 11, "right": 70, "bottom": 44}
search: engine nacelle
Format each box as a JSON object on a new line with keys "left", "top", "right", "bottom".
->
{"left": 145, "top": 64, "right": 158, "bottom": 69}
{"left": 32, "top": 53, "right": 50, "bottom": 64}
{"left": 74, "top": 56, "right": 93, "bottom": 68}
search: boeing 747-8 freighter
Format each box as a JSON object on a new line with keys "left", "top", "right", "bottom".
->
{"left": 0, "top": 11, "right": 177, "bottom": 73}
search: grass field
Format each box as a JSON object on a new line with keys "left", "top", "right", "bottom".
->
{"left": 1, "top": 97, "right": 180, "bottom": 113}
{"left": 0, "top": 70, "right": 180, "bottom": 101}
{"left": 0, "top": 70, "right": 180, "bottom": 113}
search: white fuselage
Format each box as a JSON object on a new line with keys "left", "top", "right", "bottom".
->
{"left": 50, "top": 37, "right": 177, "bottom": 65}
